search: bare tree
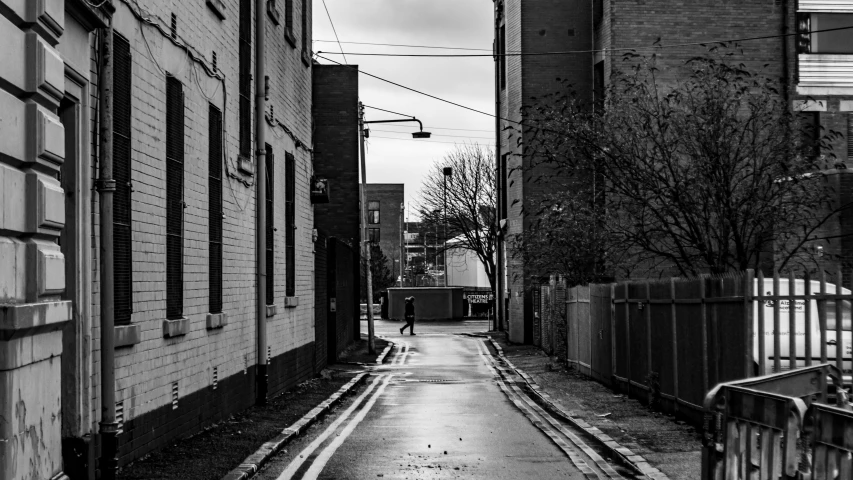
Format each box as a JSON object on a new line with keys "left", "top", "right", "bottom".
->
{"left": 417, "top": 144, "right": 498, "bottom": 290}
{"left": 517, "top": 47, "right": 846, "bottom": 278}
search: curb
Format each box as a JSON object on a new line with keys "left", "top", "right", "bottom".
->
{"left": 221, "top": 372, "right": 369, "bottom": 480}
{"left": 375, "top": 341, "right": 394, "bottom": 364}
{"left": 485, "top": 337, "right": 670, "bottom": 480}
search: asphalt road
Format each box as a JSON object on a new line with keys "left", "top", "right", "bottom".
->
{"left": 256, "top": 319, "right": 631, "bottom": 479}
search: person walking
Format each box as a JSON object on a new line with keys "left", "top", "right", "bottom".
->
{"left": 400, "top": 296, "right": 416, "bottom": 335}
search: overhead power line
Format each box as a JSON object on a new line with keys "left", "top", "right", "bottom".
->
{"left": 370, "top": 129, "right": 494, "bottom": 140}
{"left": 369, "top": 135, "right": 495, "bottom": 146}
{"left": 363, "top": 104, "right": 417, "bottom": 118}
{"left": 313, "top": 39, "right": 493, "bottom": 52}
{"left": 320, "top": 0, "right": 347, "bottom": 63}
{"left": 317, "top": 25, "right": 853, "bottom": 58}
{"left": 374, "top": 123, "right": 493, "bottom": 133}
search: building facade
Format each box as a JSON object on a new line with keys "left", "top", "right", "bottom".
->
{"left": 0, "top": 0, "right": 362, "bottom": 478}
{"left": 497, "top": 0, "right": 853, "bottom": 343}
{"left": 360, "top": 183, "right": 405, "bottom": 283}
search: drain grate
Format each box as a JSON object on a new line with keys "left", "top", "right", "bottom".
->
{"left": 408, "top": 379, "right": 463, "bottom": 384}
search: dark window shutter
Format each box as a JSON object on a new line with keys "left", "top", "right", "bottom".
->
{"left": 166, "top": 75, "right": 185, "bottom": 320}
{"left": 239, "top": 0, "right": 252, "bottom": 158}
{"left": 113, "top": 33, "right": 134, "bottom": 325}
{"left": 285, "top": 152, "right": 296, "bottom": 297}
{"left": 209, "top": 105, "right": 223, "bottom": 314}
{"left": 266, "top": 145, "right": 275, "bottom": 304}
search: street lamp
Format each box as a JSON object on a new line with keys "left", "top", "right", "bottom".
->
{"left": 442, "top": 167, "right": 452, "bottom": 287}
{"left": 359, "top": 102, "right": 430, "bottom": 354}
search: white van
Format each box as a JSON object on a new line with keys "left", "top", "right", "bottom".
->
{"left": 753, "top": 278, "right": 852, "bottom": 379}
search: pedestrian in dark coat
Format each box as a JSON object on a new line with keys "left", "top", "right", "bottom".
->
{"left": 400, "top": 296, "right": 416, "bottom": 335}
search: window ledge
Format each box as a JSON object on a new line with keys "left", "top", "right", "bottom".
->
{"left": 285, "top": 296, "right": 299, "bottom": 308}
{"left": 267, "top": 1, "right": 280, "bottom": 25}
{"left": 115, "top": 324, "right": 141, "bottom": 348}
{"left": 238, "top": 155, "right": 254, "bottom": 175}
{"left": 266, "top": 304, "right": 278, "bottom": 317}
{"left": 206, "top": 0, "right": 226, "bottom": 20}
{"left": 163, "top": 317, "right": 190, "bottom": 338}
{"left": 206, "top": 312, "right": 228, "bottom": 330}
{"left": 284, "top": 28, "right": 297, "bottom": 48}
{"left": 301, "top": 50, "right": 311, "bottom": 67}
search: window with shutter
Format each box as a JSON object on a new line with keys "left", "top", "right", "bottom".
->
{"left": 266, "top": 145, "right": 275, "bottom": 304}
{"left": 209, "top": 105, "right": 223, "bottom": 314}
{"left": 285, "top": 152, "right": 296, "bottom": 297}
{"left": 114, "top": 33, "right": 134, "bottom": 325}
{"left": 166, "top": 75, "right": 185, "bottom": 320}
{"left": 239, "top": 0, "right": 252, "bottom": 159}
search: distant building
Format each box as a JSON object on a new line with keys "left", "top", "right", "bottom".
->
{"left": 497, "top": 0, "right": 853, "bottom": 343}
{"left": 360, "top": 184, "right": 405, "bottom": 283}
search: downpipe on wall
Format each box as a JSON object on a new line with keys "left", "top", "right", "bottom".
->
{"left": 255, "top": 0, "right": 269, "bottom": 405}
{"left": 97, "top": 16, "right": 119, "bottom": 480}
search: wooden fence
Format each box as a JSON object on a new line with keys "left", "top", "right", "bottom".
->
{"left": 535, "top": 268, "right": 853, "bottom": 424}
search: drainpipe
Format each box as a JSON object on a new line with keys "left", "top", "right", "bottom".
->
{"left": 781, "top": 0, "right": 791, "bottom": 106}
{"left": 255, "top": 0, "right": 268, "bottom": 405}
{"left": 494, "top": 0, "right": 506, "bottom": 332}
{"left": 97, "top": 18, "right": 119, "bottom": 480}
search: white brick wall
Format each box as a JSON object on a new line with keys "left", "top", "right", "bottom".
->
{"left": 89, "top": 0, "right": 315, "bottom": 426}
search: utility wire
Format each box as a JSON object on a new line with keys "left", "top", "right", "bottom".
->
{"left": 317, "top": 25, "right": 853, "bottom": 58}
{"left": 320, "top": 0, "right": 347, "bottom": 63}
{"left": 375, "top": 123, "right": 494, "bottom": 133}
{"left": 315, "top": 54, "right": 512, "bottom": 125}
{"left": 363, "top": 105, "right": 416, "bottom": 118}
{"left": 314, "top": 39, "right": 493, "bottom": 52}
{"left": 370, "top": 135, "right": 495, "bottom": 145}
{"left": 370, "top": 129, "right": 494, "bottom": 140}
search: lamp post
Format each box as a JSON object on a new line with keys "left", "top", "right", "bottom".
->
{"left": 442, "top": 167, "right": 452, "bottom": 287}
{"left": 359, "top": 102, "right": 430, "bottom": 354}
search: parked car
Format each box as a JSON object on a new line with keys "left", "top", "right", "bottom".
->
{"left": 753, "top": 278, "right": 852, "bottom": 382}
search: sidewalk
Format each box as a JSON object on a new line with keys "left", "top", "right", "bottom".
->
{"left": 116, "top": 337, "right": 388, "bottom": 480}
{"left": 486, "top": 332, "right": 702, "bottom": 480}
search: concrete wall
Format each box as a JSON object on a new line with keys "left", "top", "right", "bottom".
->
{"left": 387, "top": 288, "right": 464, "bottom": 321}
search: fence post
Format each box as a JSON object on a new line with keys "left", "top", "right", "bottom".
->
{"left": 744, "top": 269, "right": 754, "bottom": 379}
{"left": 610, "top": 284, "right": 616, "bottom": 384}
{"left": 757, "top": 270, "right": 766, "bottom": 376}
{"left": 820, "top": 270, "right": 828, "bottom": 364}
{"left": 789, "top": 270, "right": 797, "bottom": 372}
{"left": 805, "top": 270, "right": 812, "bottom": 367}
{"left": 701, "top": 277, "right": 709, "bottom": 393}
{"left": 625, "top": 283, "right": 631, "bottom": 395}
{"left": 646, "top": 281, "right": 652, "bottom": 393}
{"left": 774, "top": 271, "right": 781, "bottom": 373}
{"left": 670, "top": 277, "right": 679, "bottom": 413}
{"left": 835, "top": 269, "right": 843, "bottom": 374}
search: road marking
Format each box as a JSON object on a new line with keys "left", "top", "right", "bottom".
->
{"left": 393, "top": 342, "right": 410, "bottom": 365}
{"left": 274, "top": 375, "right": 385, "bottom": 480}
{"left": 475, "top": 339, "right": 625, "bottom": 479}
{"left": 299, "top": 374, "right": 395, "bottom": 480}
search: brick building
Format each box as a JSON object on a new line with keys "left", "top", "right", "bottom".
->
{"left": 360, "top": 183, "right": 405, "bottom": 284}
{"left": 0, "top": 0, "right": 361, "bottom": 478}
{"left": 497, "top": 0, "right": 853, "bottom": 343}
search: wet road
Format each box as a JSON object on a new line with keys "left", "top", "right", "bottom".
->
{"left": 256, "top": 319, "right": 629, "bottom": 479}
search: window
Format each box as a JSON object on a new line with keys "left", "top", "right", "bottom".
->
{"left": 593, "top": 61, "right": 605, "bottom": 106}
{"left": 114, "top": 33, "right": 133, "bottom": 325}
{"left": 166, "top": 75, "right": 185, "bottom": 320}
{"left": 209, "top": 105, "right": 223, "bottom": 314}
{"left": 266, "top": 145, "right": 274, "bottom": 305}
{"left": 499, "top": 24, "right": 506, "bottom": 90}
{"left": 799, "top": 112, "right": 821, "bottom": 159}
{"left": 300, "top": 0, "right": 307, "bottom": 52}
{"left": 800, "top": 13, "right": 853, "bottom": 53}
{"left": 239, "top": 0, "right": 252, "bottom": 159}
{"left": 284, "top": 0, "right": 295, "bottom": 46}
{"left": 369, "top": 228, "right": 380, "bottom": 243}
{"left": 285, "top": 152, "right": 296, "bottom": 297}
{"left": 368, "top": 201, "right": 380, "bottom": 224}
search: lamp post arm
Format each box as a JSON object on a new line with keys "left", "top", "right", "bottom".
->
{"left": 364, "top": 118, "right": 425, "bottom": 132}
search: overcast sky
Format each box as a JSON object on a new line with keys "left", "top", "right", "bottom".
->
{"left": 312, "top": 0, "right": 496, "bottom": 223}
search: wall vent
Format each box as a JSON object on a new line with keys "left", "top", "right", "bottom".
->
{"left": 267, "top": 346, "right": 272, "bottom": 364}
{"left": 116, "top": 401, "right": 125, "bottom": 434}
{"left": 213, "top": 366, "right": 219, "bottom": 390}
{"left": 172, "top": 382, "right": 179, "bottom": 409}
{"left": 212, "top": 51, "right": 217, "bottom": 73}
{"left": 170, "top": 13, "right": 177, "bottom": 39}
{"left": 244, "top": 354, "right": 248, "bottom": 374}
